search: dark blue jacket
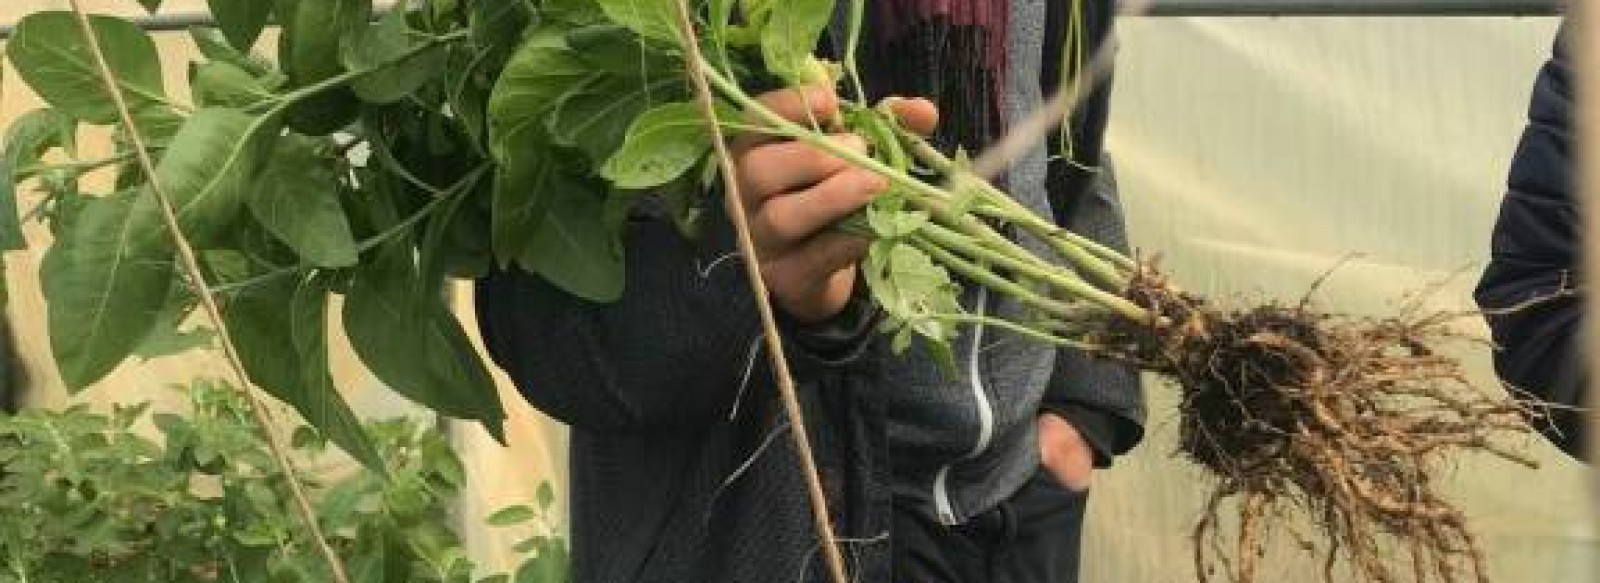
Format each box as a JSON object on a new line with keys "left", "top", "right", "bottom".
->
{"left": 1475, "top": 22, "right": 1586, "bottom": 458}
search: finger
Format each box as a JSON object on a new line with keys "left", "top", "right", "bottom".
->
{"left": 882, "top": 96, "right": 939, "bottom": 136}
{"left": 737, "top": 134, "right": 867, "bottom": 200}
{"left": 763, "top": 232, "right": 870, "bottom": 289}
{"left": 732, "top": 85, "right": 841, "bottom": 152}
{"left": 751, "top": 167, "right": 888, "bottom": 253}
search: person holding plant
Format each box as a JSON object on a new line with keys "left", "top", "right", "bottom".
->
{"left": 475, "top": 0, "right": 1143, "bottom": 581}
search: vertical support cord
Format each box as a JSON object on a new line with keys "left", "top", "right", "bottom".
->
{"left": 1576, "top": 2, "right": 1600, "bottom": 525}
{"left": 61, "top": 3, "right": 351, "bottom": 582}
{"left": 669, "top": 2, "right": 852, "bottom": 583}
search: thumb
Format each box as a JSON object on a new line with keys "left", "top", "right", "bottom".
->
{"left": 881, "top": 96, "right": 939, "bottom": 137}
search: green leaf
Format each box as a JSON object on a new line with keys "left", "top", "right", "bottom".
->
{"left": 190, "top": 60, "right": 277, "bottom": 109}
{"left": 490, "top": 136, "right": 558, "bottom": 264}
{"left": 133, "top": 285, "right": 215, "bottom": 359}
{"left": 593, "top": 0, "right": 680, "bottom": 43}
{"left": 545, "top": 74, "right": 678, "bottom": 164}
{"left": 513, "top": 540, "right": 568, "bottom": 583}
{"left": 41, "top": 192, "right": 174, "bottom": 390}
{"left": 137, "top": 0, "right": 163, "bottom": 12}
{"left": 290, "top": 426, "right": 325, "bottom": 450}
{"left": 485, "top": 505, "right": 535, "bottom": 526}
{"left": 444, "top": 48, "right": 489, "bottom": 148}
{"left": 513, "top": 172, "right": 625, "bottom": 302}
{"left": 469, "top": 0, "right": 532, "bottom": 65}
{"left": 565, "top": 24, "right": 676, "bottom": 75}
{"left": 0, "top": 256, "right": 9, "bottom": 312}
{"left": 344, "top": 247, "right": 506, "bottom": 439}
{"left": 0, "top": 109, "right": 74, "bottom": 250}
{"left": 223, "top": 272, "right": 385, "bottom": 472}
{"left": 536, "top": 482, "right": 554, "bottom": 511}
{"left": 247, "top": 139, "right": 359, "bottom": 268}
{"left": 544, "top": 0, "right": 606, "bottom": 25}
{"left": 208, "top": 0, "right": 274, "bottom": 51}
{"left": 601, "top": 101, "right": 722, "bottom": 190}
{"left": 189, "top": 26, "right": 280, "bottom": 79}
{"left": 862, "top": 241, "right": 962, "bottom": 355}
{"left": 487, "top": 29, "right": 594, "bottom": 158}
{"left": 342, "top": 9, "right": 450, "bottom": 104}
{"left": 7, "top": 12, "right": 170, "bottom": 125}
{"left": 759, "top": 0, "right": 836, "bottom": 84}
{"left": 279, "top": 0, "right": 371, "bottom": 134}
{"left": 139, "top": 108, "right": 266, "bottom": 248}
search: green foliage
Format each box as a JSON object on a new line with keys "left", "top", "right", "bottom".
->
{"left": 343, "top": 246, "right": 505, "bottom": 438}
{"left": 342, "top": 10, "right": 451, "bottom": 104}
{"left": 756, "top": 0, "right": 838, "bottom": 84}
{"left": 221, "top": 273, "right": 381, "bottom": 471}
{"left": 602, "top": 101, "right": 725, "bottom": 190}
{"left": 277, "top": 0, "right": 372, "bottom": 134}
{"left": 0, "top": 109, "right": 74, "bottom": 250}
{"left": 6, "top": 13, "right": 173, "bottom": 127}
{"left": 3, "top": 0, "right": 1043, "bottom": 472}
{"left": 4, "top": 2, "right": 510, "bottom": 456}
{"left": 0, "top": 380, "right": 568, "bottom": 583}
{"left": 245, "top": 138, "right": 359, "bottom": 268}
{"left": 206, "top": 0, "right": 273, "bottom": 52}
{"left": 41, "top": 192, "right": 175, "bottom": 391}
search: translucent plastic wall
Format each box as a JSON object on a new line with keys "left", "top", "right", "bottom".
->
{"left": 1085, "top": 15, "right": 1593, "bottom": 581}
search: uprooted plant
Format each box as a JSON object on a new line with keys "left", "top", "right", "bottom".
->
{"left": 0, "top": 0, "right": 1536, "bottom": 581}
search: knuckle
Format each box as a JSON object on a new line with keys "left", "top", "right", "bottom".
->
{"left": 850, "top": 169, "right": 889, "bottom": 194}
{"left": 756, "top": 206, "right": 804, "bottom": 245}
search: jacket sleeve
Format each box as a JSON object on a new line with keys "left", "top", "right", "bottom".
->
{"left": 475, "top": 205, "right": 879, "bottom": 432}
{"left": 1474, "top": 23, "right": 1587, "bottom": 458}
{"left": 1040, "top": 160, "right": 1147, "bottom": 468}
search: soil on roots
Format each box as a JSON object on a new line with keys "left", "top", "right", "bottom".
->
{"left": 1097, "top": 267, "right": 1536, "bottom": 583}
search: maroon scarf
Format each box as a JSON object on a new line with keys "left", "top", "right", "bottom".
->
{"left": 863, "top": 0, "right": 1009, "bottom": 153}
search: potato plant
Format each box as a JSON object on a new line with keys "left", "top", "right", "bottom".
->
{"left": 0, "top": 379, "right": 567, "bottom": 583}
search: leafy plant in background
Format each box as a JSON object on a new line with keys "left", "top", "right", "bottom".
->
{"left": 0, "top": 379, "right": 567, "bottom": 583}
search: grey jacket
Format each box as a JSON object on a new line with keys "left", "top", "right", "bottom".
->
{"left": 474, "top": 0, "right": 1143, "bottom": 580}
{"left": 870, "top": 0, "right": 1141, "bottom": 525}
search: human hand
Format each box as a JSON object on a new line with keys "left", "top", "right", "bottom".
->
{"left": 732, "top": 87, "right": 938, "bottom": 323}
{"left": 1038, "top": 412, "right": 1095, "bottom": 492}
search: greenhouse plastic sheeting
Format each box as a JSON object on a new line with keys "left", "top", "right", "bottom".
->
{"left": 1085, "top": 15, "right": 1592, "bottom": 582}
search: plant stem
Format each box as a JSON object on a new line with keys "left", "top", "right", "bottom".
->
{"left": 16, "top": 153, "right": 134, "bottom": 178}
{"left": 915, "top": 222, "right": 1139, "bottom": 321}
{"left": 704, "top": 59, "right": 1151, "bottom": 324}
{"left": 673, "top": 4, "right": 852, "bottom": 583}
{"left": 927, "top": 312, "right": 1100, "bottom": 351}
{"left": 208, "top": 166, "right": 487, "bottom": 296}
{"left": 63, "top": 4, "right": 351, "bottom": 583}
{"left": 892, "top": 123, "right": 1135, "bottom": 278}
{"left": 253, "top": 30, "right": 471, "bottom": 116}
{"left": 910, "top": 233, "right": 1084, "bottom": 321}
{"left": 843, "top": 0, "right": 868, "bottom": 106}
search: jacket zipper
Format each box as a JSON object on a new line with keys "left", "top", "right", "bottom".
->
{"left": 933, "top": 287, "right": 996, "bottom": 525}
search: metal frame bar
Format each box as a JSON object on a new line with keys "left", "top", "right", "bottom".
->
{"left": 0, "top": 0, "right": 1566, "bottom": 38}
{"left": 1147, "top": 0, "right": 1561, "bottom": 16}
